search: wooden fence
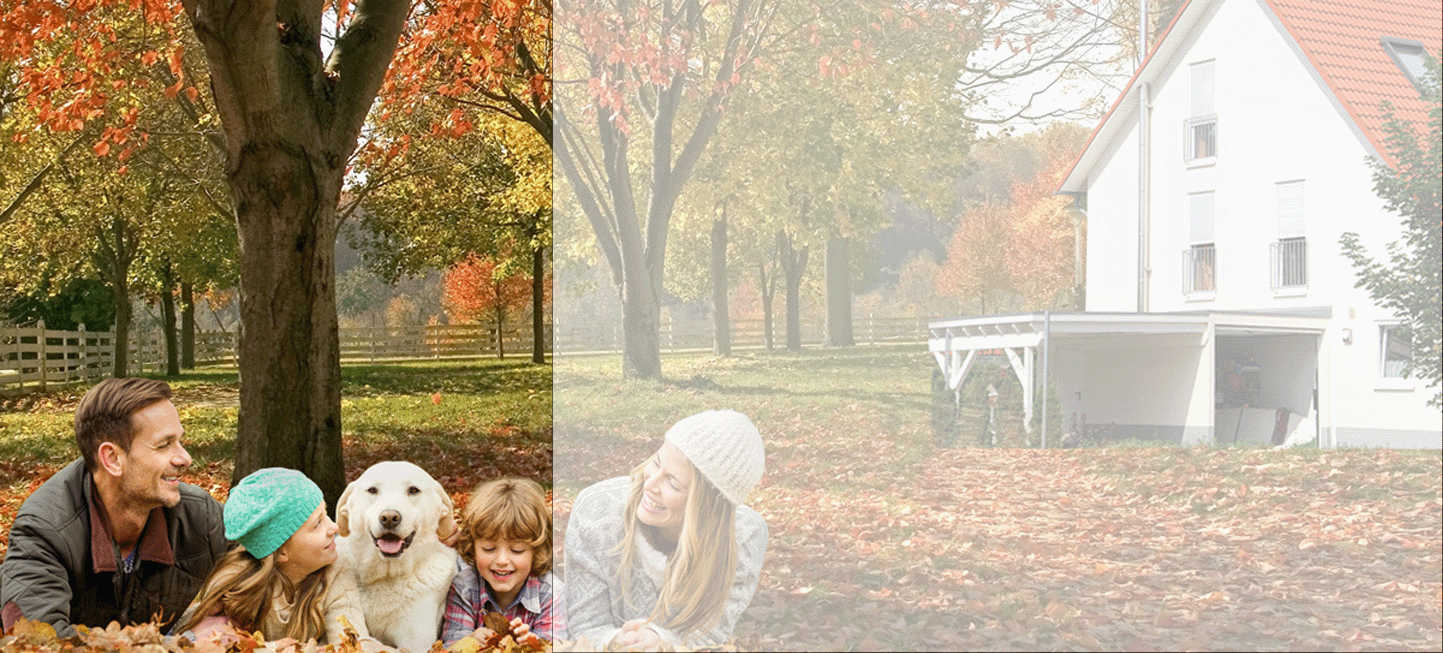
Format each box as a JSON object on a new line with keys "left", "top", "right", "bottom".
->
{"left": 554, "top": 315, "right": 931, "bottom": 354}
{"left": 0, "top": 321, "right": 552, "bottom": 394}
{"left": 2, "top": 314, "right": 922, "bottom": 392}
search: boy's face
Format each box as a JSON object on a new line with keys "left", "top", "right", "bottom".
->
{"left": 475, "top": 538, "right": 534, "bottom": 606}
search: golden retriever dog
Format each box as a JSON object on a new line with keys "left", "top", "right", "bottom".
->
{"left": 329, "top": 461, "right": 459, "bottom": 651}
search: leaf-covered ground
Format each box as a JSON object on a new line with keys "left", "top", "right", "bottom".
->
{"left": 554, "top": 346, "right": 1442, "bottom": 651}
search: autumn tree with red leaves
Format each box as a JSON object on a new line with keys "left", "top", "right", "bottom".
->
{"left": 443, "top": 256, "right": 543, "bottom": 359}
{"left": 937, "top": 123, "right": 1088, "bottom": 313}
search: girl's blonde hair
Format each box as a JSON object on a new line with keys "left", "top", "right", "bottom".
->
{"left": 616, "top": 457, "right": 737, "bottom": 638}
{"left": 458, "top": 477, "right": 552, "bottom": 575}
{"left": 175, "top": 545, "right": 332, "bottom": 640}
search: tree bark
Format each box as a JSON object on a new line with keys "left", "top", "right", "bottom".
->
{"left": 777, "top": 231, "right": 808, "bottom": 351}
{"left": 759, "top": 261, "right": 777, "bottom": 351}
{"left": 180, "top": 282, "right": 196, "bottom": 369}
{"left": 160, "top": 262, "right": 180, "bottom": 376}
{"left": 531, "top": 244, "right": 546, "bottom": 364}
{"left": 496, "top": 278, "right": 506, "bottom": 359}
{"left": 93, "top": 215, "right": 138, "bottom": 378}
{"left": 183, "top": 0, "right": 408, "bottom": 507}
{"left": 825, "top": 234, "right": 854, "bottom": 347}
{"left": 711, "top": 214, "right": 730, "bottom": 356}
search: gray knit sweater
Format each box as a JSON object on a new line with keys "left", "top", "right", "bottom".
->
{"left": 563, "top": 476, "right": 767, "bottom": 648}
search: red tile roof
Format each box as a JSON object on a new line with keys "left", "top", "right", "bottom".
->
{"left": 1059, "top": 0, "right": 1440, "bottom": 193}
{"left": 1264, "top": 0, "right": 1440, "bottom": 163}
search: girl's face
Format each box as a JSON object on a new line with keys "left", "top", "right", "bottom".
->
{"left": 636, "top": 441, "right": 693, "bottom": 541}
{"left": 277, "top": 503, "right": 337, "bottom": 583}
{"left": 473, "top": 538, "right": 534, "bottom": 608}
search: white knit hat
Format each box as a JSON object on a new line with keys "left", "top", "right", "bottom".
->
{"left": 664, "top": 409, "right": 765, "bottom": 506}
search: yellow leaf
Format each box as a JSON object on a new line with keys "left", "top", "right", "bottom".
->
{"left": 449, "top": 635, "right": 483, "bottom": 653}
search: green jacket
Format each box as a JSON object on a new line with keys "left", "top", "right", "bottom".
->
{"left": 0, "top": 459, "right": 227, "bottom": 636}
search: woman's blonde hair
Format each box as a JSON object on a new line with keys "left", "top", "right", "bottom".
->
{"left": 175, "top": 545, "right": 332, "bottom": 641}
{"left": 457, "top": 477, "right": 552, "bottom": 575}
{"left": 616, "top": 456, "right": 737, "bottom": 638}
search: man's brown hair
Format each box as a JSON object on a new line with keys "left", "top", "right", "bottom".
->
{"left": 74, "top": 378, "right": 173, "bottom": 472}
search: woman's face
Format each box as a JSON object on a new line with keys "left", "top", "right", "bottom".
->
{"left": 636, "top": 441, "right": 693, "bottom": 540}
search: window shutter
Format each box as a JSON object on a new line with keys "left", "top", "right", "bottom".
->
{"left": 1191, "top": 60, "right": 1215, "bottom": 117}
{"left": 1190, "top": 192, "right": 1215, "bottom": 243}
{"left": 1277, "top": 181, "right": 1305, "bottom": 237}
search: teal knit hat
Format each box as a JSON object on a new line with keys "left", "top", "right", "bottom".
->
{"left": 224, "top": 468, "right": 324, "bottom": 558}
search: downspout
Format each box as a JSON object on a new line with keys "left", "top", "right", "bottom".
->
{"left": 1041, "top": 310, "right": 1051, "bottom": 448}
{"left": 1137, "top": 0, "right": 1151, "bottom": 314}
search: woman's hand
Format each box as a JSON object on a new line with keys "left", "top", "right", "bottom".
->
{"left": 189, "top": 616, "right": 239, "bottom": 645}
{"left": 613, "top": 619, "right": 661, "bottom": 649}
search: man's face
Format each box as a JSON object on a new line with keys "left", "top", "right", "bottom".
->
{"left": 116, "top": 400, "right": 191, "bottom": 509}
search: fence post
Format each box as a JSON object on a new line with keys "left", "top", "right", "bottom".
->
{"left": 38, "top": 319, "right": 48, "bottom": 389}
{"left": 78, "top": 323, "right": 88, "bottom": 382}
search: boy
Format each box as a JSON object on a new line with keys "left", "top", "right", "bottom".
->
{"left": 442, "top": 478, "right": 562, "bottom": 646}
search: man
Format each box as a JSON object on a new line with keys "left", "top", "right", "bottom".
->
{"left": 0, "top": 378, "right": 227, "bottom": 635}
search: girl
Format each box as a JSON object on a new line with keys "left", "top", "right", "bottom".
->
{"left": 441, "top": 477, "right": 561, "bottom": 646}
{"left": 175, "top": 467, "right": 363, "bottom": 644}
{"left": 565, "top": 409, "right": 768, "bottom": 648}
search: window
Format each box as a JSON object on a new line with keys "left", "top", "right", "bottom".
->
{"left": 1185, "top": 60, "right": 1216, "bottom": 162}
{"left": 1271, "top": 238, "right": 1307, "bottom": 289}
{"left": 1184, "top": 192, "right": 1215, "bottom": 295}
{"left": 1381, "top": 325, "right": 1412, "bottom": 378}
{"left": 1382, "top": 37, "right": 1431, "bottom": 94}
{"left": 1271, "top": 181, "right": 1306, "bottom": 290}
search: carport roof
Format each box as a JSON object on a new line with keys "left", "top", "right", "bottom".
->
{"left": 928, "top": 310, "right": 1330, "bottom": 353}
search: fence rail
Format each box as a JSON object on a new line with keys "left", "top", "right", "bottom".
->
{"left": 554, "top": 315, "right": 931, "bottom": 354}
{"left": 1, "top": 321, "right": 552, "bottom": 395}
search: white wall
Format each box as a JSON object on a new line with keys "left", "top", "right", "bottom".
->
{"left": 1080, "top": 0, "right": 1441, "bottom": 445}
{"left": 1084, "top": 119, "right": 1141, "bottom": 312}
{"left": 1056, "top": 333, "right": 1210, "bottom": 442}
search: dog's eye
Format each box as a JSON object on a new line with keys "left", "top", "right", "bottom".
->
{"left": 366, "top": 486, "right": 378, "bottom": 495}
{"left": 408, "top": 486, "right": 421, "bottom": 495}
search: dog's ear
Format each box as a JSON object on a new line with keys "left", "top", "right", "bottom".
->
{"left": 336, "top": 481, "right": 355, "bottom": 537}
{"left": 435, "top": 484, "right": 458, "bottom": 540}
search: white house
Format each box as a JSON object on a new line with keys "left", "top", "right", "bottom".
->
{"left": 930, "top": 0, "right": 1441, "bottom": 448}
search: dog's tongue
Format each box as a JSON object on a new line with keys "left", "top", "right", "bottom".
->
{"left": 378, "top": 537, "right": 404, "bottom": 555}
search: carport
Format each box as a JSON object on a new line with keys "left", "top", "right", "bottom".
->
{"left": 928, "top": 311, "right": 1328, "bottom": 446}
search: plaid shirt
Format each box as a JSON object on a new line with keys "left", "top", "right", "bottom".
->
{"left": 441, "top": 558, "right": 562, "bottom": 646}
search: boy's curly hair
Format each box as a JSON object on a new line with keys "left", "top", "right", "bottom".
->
{"left": 458, "top": 477, "right": 552, "bottom": 575}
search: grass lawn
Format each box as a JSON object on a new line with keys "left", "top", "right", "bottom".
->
{"left": 0, "top": 358, "right": 552, "bottom": 559}
{"left": 554, "top": 344, "right": 1442, "bottom": 651}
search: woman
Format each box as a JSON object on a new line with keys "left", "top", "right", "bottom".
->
{"left": 565, "top": 409, "right": 768, "bottom": 648}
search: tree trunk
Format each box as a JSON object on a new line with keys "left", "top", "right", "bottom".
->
{"left": 711, "top": 215, "right": 730, "bottom": 356}
{"left": 496, "top": 278, "right": 506, "bottom": 359}
{"left": 185, "top": 0, "right": 409, "bottom": 508}
{"left": 825, "top": 234, "right": 854, "bottom": 347}
{"left": 759, "top": 262, "right": 775, "bottom": 351}
{"left": 621, "top": 281, "right": 663, "bottom": 378}
{"left": 180, "top": 282, "right": 195, "bottom": 369}
{"left": 93, "top": 215, "right": 138, "bottom": 378}
{"left": 231, "top": 160, "right": 345, "bottom": 506}
{"left": 777, "top": 231, "right": 808, "bottom": 352}
{"left": 111, "top": 289, "right": 131, "bottom": 379}
{"left": 160, "top": 262, "right": 180, "bottom": 376}
{"left": 531, "top": 245, "right": 545, "bottom": 364}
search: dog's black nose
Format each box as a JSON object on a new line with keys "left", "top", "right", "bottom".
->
{"left": 380, "top": 509, "right": 402, "bottom": 529}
